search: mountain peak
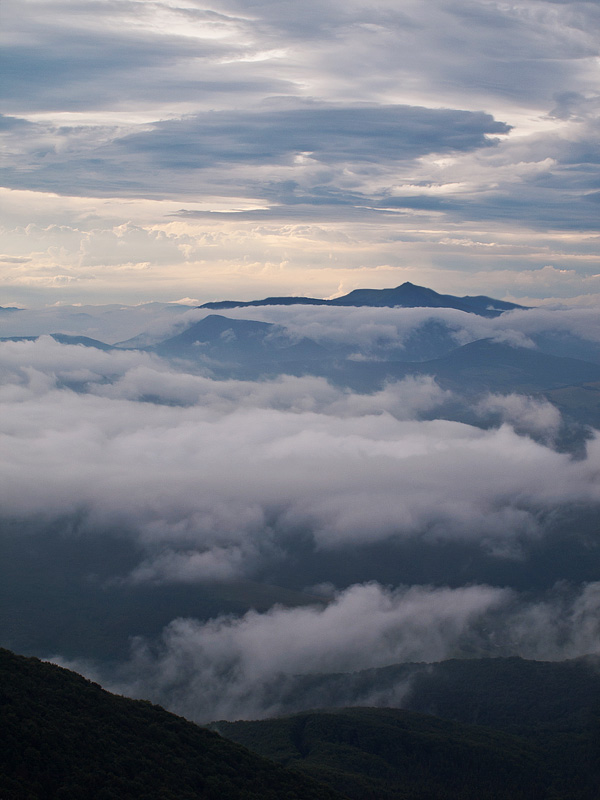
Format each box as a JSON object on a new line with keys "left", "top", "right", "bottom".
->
{"left": 200, "top": 284, "right": 526, "bottom": 317}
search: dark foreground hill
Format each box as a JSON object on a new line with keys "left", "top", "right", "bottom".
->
{"left": 0, "top": 648, "right": 342, "bottom": 800}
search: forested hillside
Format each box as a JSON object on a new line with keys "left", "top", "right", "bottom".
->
{"left": 214, "top": 690, "right": 600, "bottom": 800}
{"left": 0, "top": 648, "right": 342, "bottom": 800}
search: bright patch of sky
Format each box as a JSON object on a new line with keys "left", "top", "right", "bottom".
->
{"left": 2, "top": 0, "right": 600, "bottom": 306}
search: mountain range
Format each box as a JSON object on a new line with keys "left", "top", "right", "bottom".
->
{"left": 146, "top": 315, "right": 600, "bottom": 429}
{"left": 3, "top": 284, "right": 599, "bottom": 429}
{"left": 199, "top": 281, "right": 526, "bottom": 317}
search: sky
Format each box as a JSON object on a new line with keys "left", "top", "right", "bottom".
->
{"left": 2, "top": 0, "right": 600, "bottom": 307}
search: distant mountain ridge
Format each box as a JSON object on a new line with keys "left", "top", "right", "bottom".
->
{"left": 151, "top": 314, "right": 327, "bottom": 365}
{"left": 147, "top": 315, "right": 600, "bottom": 399}
{"left": 214, "top": 707, "right": 547, "bottom": 800}
{"left": 200, "top": 282, "right": 526, "bottom": 317}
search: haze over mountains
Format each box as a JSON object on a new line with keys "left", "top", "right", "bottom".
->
{"left": 1, "top": 283, "right": 600, "bottom": 733}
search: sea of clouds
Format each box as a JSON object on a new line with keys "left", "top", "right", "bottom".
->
{"left": 2, "top": 303, "right": 600, "bottom": 721}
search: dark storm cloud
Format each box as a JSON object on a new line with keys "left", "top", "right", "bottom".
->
{"left": 115, "top": 104, "right": 510, "bottom": 167}
{"left": 0, "top": 104, "right": 510, "bottom": 199}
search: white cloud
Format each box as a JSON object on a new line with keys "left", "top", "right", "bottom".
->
{"left": 476, "top": 393, "right": 562, "bottom": 441}
{"left": 1, "top": 336, "right": 599, "bottom": 584}
{"left": 98, "top": 582, "right": 509, "bottom": 721}
{"left": 55, "top": 578, "right": 600, "bottom": 723}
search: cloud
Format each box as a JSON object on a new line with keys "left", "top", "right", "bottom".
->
{"left": 1, "top": 335, "right": 599, "bottom": 587}
{"left": 0, "top": 302, "right": 194, "bottom": 344}
{"left": 5, "top": 296, "right": 598, "bottom": 370}
{"left": 0, "top": 103, "right": 510, "bottom": 202}
{"left": 179, "top": 305, "right": 487, "bottom": 353}
{"left": 1, "top": 311, "right": 599, "bottom": 724}
{"left": 501, "top": 581, "right": 600, "bottom": 661}
{"left": 97, "top": 365, "right": 450, "bottom": 419}
{"left": 489, "top": 330, "right": 536, "bottom": 349}
{"left": 116, "top": 104, "right": 510, "bottom": 168}
{"left": 94, "top": 582, "right": 510, "bottom": 721}
{"left": 0, "top": 1, "right": 252, "bottom": 113}
{"left": 2, "top": 0, "right": 600, "bottom": 306}
{"left": 3, "top": 1, "right": 600, "bottom": 726}
{"left": 55, "top": 578, "right": 600, "bottom": 723}
{"left": 179, "top": 302, "right": 600, "bottom": 356}
{"left": 475, "top": 393, "right": 562, "bottom": 442}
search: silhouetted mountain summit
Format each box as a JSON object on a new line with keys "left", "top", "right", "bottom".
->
{"left": 200, "top": 282, "right": 526, "bottom": 317}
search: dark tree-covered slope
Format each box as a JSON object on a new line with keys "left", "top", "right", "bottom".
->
{"left": 212, "top": 657, "right": 600, "bottom": 800}
{"left": 213, "top": 691, "right": 600, "bottom": 800}
{"left": 0, "top": 648, "right": 343, "bottom": 800}
{"left": 213, "top": 707, "right": 548, "bottom": 800}
{"left": 401, "top": 655, "right": 600, "bottom": 733}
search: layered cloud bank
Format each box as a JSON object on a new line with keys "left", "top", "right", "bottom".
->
{"left": 2, "top": 333, "right": 599, "bottom": 580}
